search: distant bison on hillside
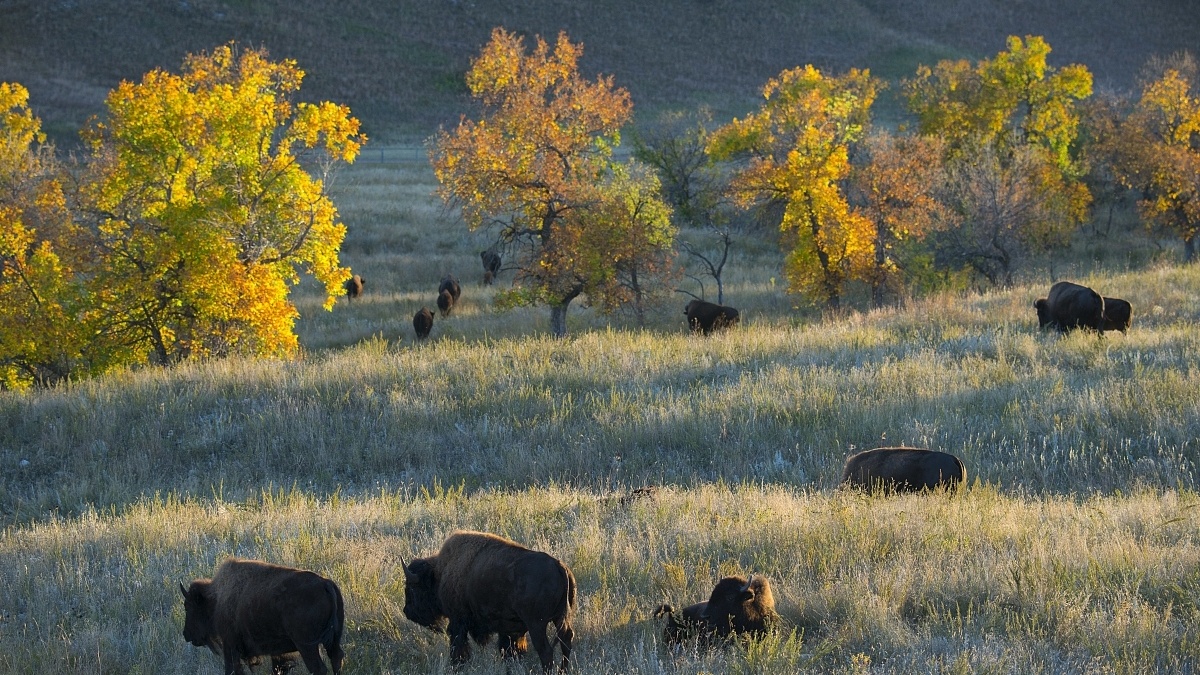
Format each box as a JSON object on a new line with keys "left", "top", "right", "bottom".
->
{"left": 655, "top": 574, "right": 777, "bottom": 648}
{"left": 1100, "top": 296, "right": 1132, "bottom": 333}
{"left": 402, "top": 530, "right": 576, "bottom": 672}
{"left": 180, "top": 558, "right": 344, "bottom": 675}
{"left": 1034, "top": 281, "right": 1104, "bottom": 332}
{"left": 841, "top": 447, "right": 966, "bottom": 493}
{"left": 684, "top": 300, "right": 739, "bottom": 335}
{"left": 413, "top": 307, "right": 433, "bottom": 340}
{"left": 437, "top": 275, "right": 462, "bottom": 317}
{"left": 343, "top": 274, "right": 365, "bottom": 300}
{"left": 481, "top": 248, "right": 502, "bottom": 285}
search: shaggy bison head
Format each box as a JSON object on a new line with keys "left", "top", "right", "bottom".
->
{"left": 179, "top": 580, "right": 214, "bottom": 649}
{"left": 402, "top": 559, "right": 448, "bottom": 632}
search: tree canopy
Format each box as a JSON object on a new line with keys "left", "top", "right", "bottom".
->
{"left": 431, "top": 27, "right": 674, "bottom": 336}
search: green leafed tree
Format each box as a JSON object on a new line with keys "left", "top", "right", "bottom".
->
{"left": 430, "top": 28, "right": 674, "bottom": 336}
{"left": 77, "top": 44, "right": 364, "bottom": 365}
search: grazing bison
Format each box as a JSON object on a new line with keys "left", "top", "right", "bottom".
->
{"left": 402, "top": 530, "right": 576, "bottom": 672}
{"left": 1101, "top": 296, "right": 1132, "bottom": 333}
{"left": 1034, "top": 281, "right": 1104, "bottom": 332}
{"left": 343, "top": 274, "right": 365, "bottom": 300}
{"left": 437, "top": 275, "right": 461, "bottom": 317}
{"left": 655, "top": 574, "right": 777, "bottom": 648}
{"left": 841, "top": 447, "right": 966, "bottom": 493}
{"left": 684, "top": 299, "right": 739, "bottom": 335}
{"left": 413, "top": 307, "right": 434, "bottom": 340}
{"left": 481, "top": 248, "right": 502, "bottom": 285}
{"left": 179, "top": 558, "right": 344, "bottom": 675}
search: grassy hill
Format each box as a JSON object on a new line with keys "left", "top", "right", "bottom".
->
{"left": 4, "top": 0, "right": 1200, "bottom": 143}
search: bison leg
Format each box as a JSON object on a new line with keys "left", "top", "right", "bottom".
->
{"left": 325, "top": 635, "right": 344, "bottom": 675}
{"left": 222, "top": 648, "right": 249, "bottom": 675}
{"left": 295, "top": 645, "right": 329, "bottom": 675}
{"left": 498, "top": 633, "right": 528, "bottom": 659}
{"left": 447, "top": 619, "right": 473, "bottom": 665}
{"left": 555, "top": 619, "right": 574, "bottom": 672}
{"left": 526, "top": 623, "right": 556, "bottom": 672}
{"left": 270, "top": 655, "right": 295, "bottom": 675}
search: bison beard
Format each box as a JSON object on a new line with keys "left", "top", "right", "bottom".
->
{"left": 1034, "top": 281, "right": 1104, "bottom": 332}
{"left": 402, "top": 530, "right": 576, "bottom": 672}
{"left": 179, "top": 558, "right": 344, "bottom": 675}
{"left": 655, "top": 575, "right": 777, "bottom": 648}
{"left": 684, "top": 300, "right": 740, "bottom": 335}
{"left": 841, "top": 447, "right": 966, "bottom": 493}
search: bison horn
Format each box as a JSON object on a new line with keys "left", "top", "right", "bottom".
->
{"left": 741, "top": 575, "right": 754, "bottom": 592}
{"left": 179, "top": 581, "right": 188, "bottom": 598}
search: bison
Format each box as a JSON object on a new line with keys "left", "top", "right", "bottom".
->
{"left": 684, "top": 299, "right": 739, "bottom": 335}
{"left": 1101, "top": 296, "right": 1132, "bottom": 333}
{"left": 654, "top": 574, "right": 777, "bottom": 648}
{"left": 413, "top": 307, "right": 433, "bottom": 340}
{"left": 1034, "top": 281, "right": 1104, "bottom": 332}
{"left": 402, "top": 530, "right": 576, "bottom": 672}
{"left": 481, "top": 248, "right": 502, "bottom": 285}
{"left": 437, "top": 275, "right": 461, "bottom": 317}
{"left": 841, "top": 447, "right": 966, "bottom": 493}
{"left": 343, "top": 274, "right": 365, "bottom": 300}
{"left": 179, "top": 558, "right": 345, "bottom": 675}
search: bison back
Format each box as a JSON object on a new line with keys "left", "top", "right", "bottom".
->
{"left": 1043, "top": 281, "right": 1104, "bottom": 331}
{"left": 434, "top": 531, "right": 574, "bottom": 637}
{"left": 842, "top": 447, "right": 966, "bottom": 492}
{"left": 209, "top": 559, "right": 343, "bottom": 663}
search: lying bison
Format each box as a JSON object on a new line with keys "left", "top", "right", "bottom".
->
{"left": 684, "top": 299, "right": 739, "bottom": 335}
{"left": 842, "top": 447, "right": 966, "bottom": 493}
{"left": 437, "top": 275, "right": 461, "bottom": 317}
{"left": 180, "top": 558, "right": 344, "bottom": 675}
{"left": 481, "top": 248, "right": 502, "bottom": 285}
{"left": 343, "top": 274, "right": 365, "bottom": 300}
{"left": 1034, "top": 281, "right": 1104, "bottom": 332}
{"left": 402, "top": 530, "right": 576, "bottom": 672}
{"left": 1101, "top": 296, "right": 1132, "bottom": 333}
{"left": 413, "top": 307, "right": 433, "bottom": 340}
{"left": 655, "top": 574, "right": 777, "bottom": 648}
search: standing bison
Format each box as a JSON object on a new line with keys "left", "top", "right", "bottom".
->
{"left": 654, "top": 574, "right": 777, "bottom": 647}
{"left": 402, "top": 530, "right": 576, "bottom": 672}
{"left": 481, "top": 248, "right": 502, "bottom": 285}
{"left": 413, "top": 307, "right": 433, "bottom": 340}
{"left": 1101, "top": 296, "right": 1133, "bottom": 333}
{"left": 684, "top": 299, "right": 739, "bottom": 335}
{"left": 437, "top": 275, "right": 462, "bottom": 317}
{"left": 180, "top": 558, "right": 345, "bottom": 675}
{"left": 841, "top": 447, "right": 966, "bottom": 493}
{"left": 1034, "top": 281, "right": 1104, "bottom": 332}
{"left": 343, "top": 274, "right": 365, "bottom": 300}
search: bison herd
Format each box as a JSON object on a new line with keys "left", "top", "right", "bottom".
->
{"left": 181, "top": 446, "right": 970, "bottom": 674}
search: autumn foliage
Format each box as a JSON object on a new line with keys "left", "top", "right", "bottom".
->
{"left": 431, "top": 28, "right": 674, "bottom": 336}
{"left": 0, "top": 45, "right": 362, "bottom": 387}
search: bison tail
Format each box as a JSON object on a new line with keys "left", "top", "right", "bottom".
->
{"left": 653, "top": 604, "right": 675, "bottom": 619}
{"left": 319, "top": 581, "right": 345, "bottom": 648}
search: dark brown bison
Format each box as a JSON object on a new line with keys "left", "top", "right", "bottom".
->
{"left": 179, "top": 558, "right": 344, "bottom": 675}
{"left": 654, "top": 574, "right": 777, "bottom": 647}
{"left": 437, "top": 275, "right": 461, "bottom": 317}
{"left": 841, "top": 447, "right": 966, "bottom": 493}
{"left": 402, "top": 530, "right": 576, "bottom": 672}
{"left": 481, "top": 248, "right": 502, "bottom": 285}
{"left": 413, "top": 307, "right": 433, "bottom": 340}
{"left": 684, "top": 299, "right": 739, "bottom": 335}
{"left": 1101, "top": 296, "right": 1132, "bottom": 333}
{"left": 1034, "top": 281, "right": 1104, "bottom": 332}
{"left": 343, "top": 274, "right": 365, "bottom": 300}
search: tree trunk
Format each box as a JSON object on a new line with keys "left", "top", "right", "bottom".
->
{"left": 550, "top": 302, "right": 570, "bottom": 338}
{"left": 1185, "top": 234, "right": 1196, "bottom": 262}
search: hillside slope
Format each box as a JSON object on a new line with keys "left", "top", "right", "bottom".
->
{"left": 3, "top": 0, "right": 1199, "bottom": 143}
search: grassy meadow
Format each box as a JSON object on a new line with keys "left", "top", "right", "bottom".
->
{"left": 2, "top": 159, "right": 1200, "bottom": 673}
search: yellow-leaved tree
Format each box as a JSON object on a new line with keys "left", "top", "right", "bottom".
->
{"left": 78, "top": 44, "right": 363, "bottom": 364}
{"left": 431, "top": 28, "right": 674, "bottom": 337}
{"left": 708, "top": 65, "right": 878, "bottom": 308}
{"left": 0, "top": 83, "right": 99, "bottom": 388}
